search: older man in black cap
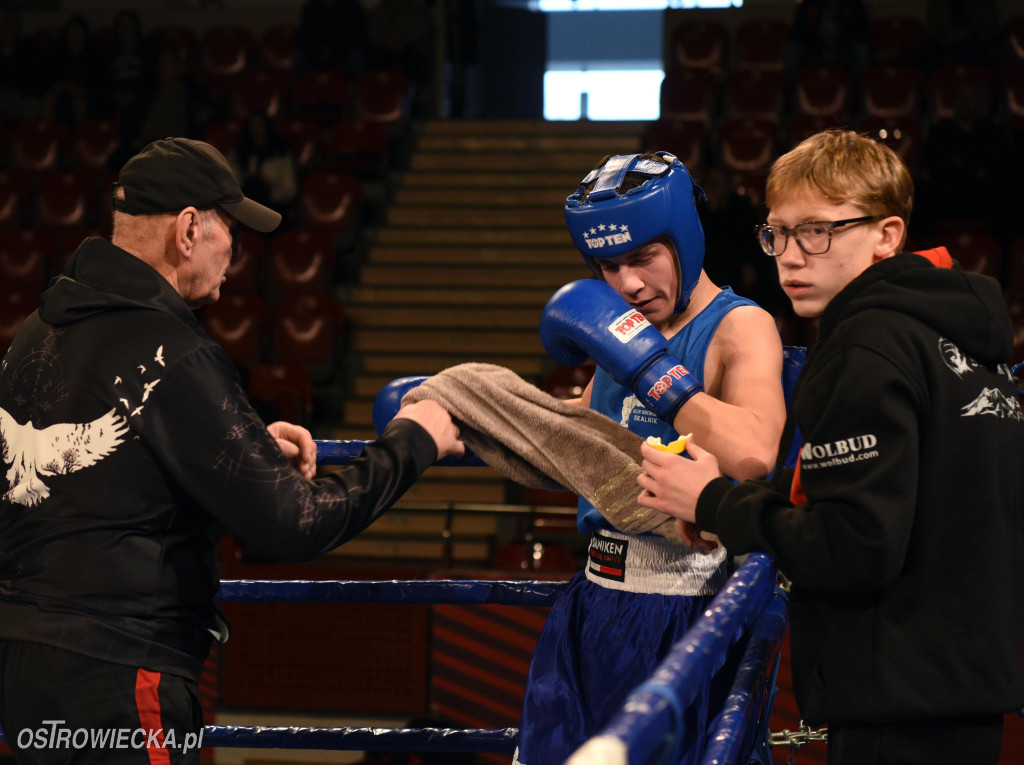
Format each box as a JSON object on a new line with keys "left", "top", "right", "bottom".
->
{"left": 0, "top": 138, "right": 463, "bottom": 764}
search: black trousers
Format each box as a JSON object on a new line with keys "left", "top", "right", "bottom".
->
{"left": 0, "top": 640, "right": 203, "bottom": 764}
{"left": 828, "top": 715, "right": 1005, "bottom": 765}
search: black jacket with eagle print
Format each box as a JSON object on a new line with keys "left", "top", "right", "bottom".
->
{"left": 696, "top": 252, "right": 1024, "bottom": 726}
{"left": 0, "top": 237, "right": 437, "bottom": 681}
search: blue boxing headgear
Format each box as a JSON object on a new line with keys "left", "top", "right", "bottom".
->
{"left": 563, "top": 152, "right": 707, "bottom": 314}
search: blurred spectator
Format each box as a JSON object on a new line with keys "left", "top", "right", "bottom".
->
{"left": 697, "top": 165, "right": 788, "bottom": 319}
{"left": 924, "top": 0, "right": 1002, "bottom": 69}
{"left": 366, "top": 0, "right": 432, "bottom": 89}
{"left": 230, "top": 110, "right": 298, "bottom": 211}
{"left": 919, "top": 81, "right": 1009, "bottom": 242}
{"left": 112, "top": 48, "right": 212, "bottom": 170}
{"left": 0, "top": 11, "right": 43, "bottom": 125}
{"left": 105, "top": 9, "right": 152, "bottom": 124}
{"left": 294, "top": 0, "right": 367, "bottom": 73}
{"left": 40, "top": 15, "right": 107, "bottom": 130}
{"left": 785, "top": 0, "right": 870, "bottom": 81}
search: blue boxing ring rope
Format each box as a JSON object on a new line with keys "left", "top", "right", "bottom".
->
{"left": 0, "top": 439, "right": 790, "bottom": 764}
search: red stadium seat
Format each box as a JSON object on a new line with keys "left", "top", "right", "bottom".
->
{"left": 1004, "top": 15, "right": 1024, "bottom": 66}
{"left": 299, "top": 172, "right": 363, "bottom": 235}
{"left": 275, "top": 115, "right": 325, "bottom": 171}
{"left": 861, "top": 64, "right": 923, "bottom": 119}
{"left": 0, "top": 231, "right": 49, "bottom": 292}
{"left": 353, "top": 69, "right": 412, "bottom": 125}
{"left": 724, "top": 69, "right": 785, "bottom": 122}
{"left": 792, "top": 65, "right": 853, "bottom": 120}
{"left": 641, "top": 120, "right": 707, "bottom": 173}
{"left": 0, "top": 172, "right": 32, "bottom": 228}
{"left": 200, "top": 25, "right": 255, "bottom": 77}
{"left": 203, "top": 120, "right": 243, "bottom": 158}
{"left": 717, "top": 118, "right": 778, "bottom": 174}
{"left": 671, "top": 18, "right": 729, "bottom": 74}
{"left": 785, "top": 114, "right": 850, "bottom": 151}
{"left": 292, "top": 68, "right": 351, "bottom": 124}
{"left": 272, "top": 292, "right": 345, "bottom": 382}
{"left": 266, "top": 231, "right": 337, "bottom": 296}
{"left": 659, "top": 67, "right": 716, "bottom": 124}
{"left": 200, "top": 293, "right": 271, "bottom": 368}
{"left": 232, "top": 69, "right": 288, "bottom": 119}
{"left": 859, "top": 115, "right": 924, "bottom": 177}
{"left": 12, "top": 121, "right": 69, "bottom": 172}
{"left": 927, "top": 64, "right": 994, "bottom": 122}
{"left": 260, "top": 24, "right": 297, "bottom": 72}
{"left": 74, "top": 119, "right": 120, "bottom": 170}
{"left": 35, "top": 172, "right": 96, "bottom": 228}
{"left": 246, "top": 362, "right": 314, "bottom": 427}
{"left": 324, "top": 119, "right": 390, "bottom": 177}
{"left": 223, "top": 230, "right": 268, "bottom": 295}
{"left": 734, "top": 18, "right": 790, "bottom": 73}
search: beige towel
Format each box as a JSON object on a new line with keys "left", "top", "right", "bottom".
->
{"left": 402, "top": 362, "right": 684, "bottom": 542}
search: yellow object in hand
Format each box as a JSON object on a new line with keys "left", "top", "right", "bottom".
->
{"left": 645, "top": 433, "right": 693, "bottom": 454}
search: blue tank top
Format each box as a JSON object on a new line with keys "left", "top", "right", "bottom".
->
{"left": 578, "top": 287, "right": 757, "bottom": 533}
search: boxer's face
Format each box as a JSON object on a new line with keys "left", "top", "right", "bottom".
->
{"left": 595, "top": 239, "right": 678, "bottom": 330}
{"left": 768, "top": 187, "right": 885, "bottom": 318}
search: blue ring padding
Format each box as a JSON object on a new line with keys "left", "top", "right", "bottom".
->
{"left": 629, "top": 682, "right": 685, "bottom": 765}
{"left": 593, "top": 553, "right": 778, "bottom": 762}
{"left": 214, "top": 579, "right": 569, "bottom": 606}
{"left": 201, "top": 725, "right": 519, "bottom": 752}
{"left": 315, "top": 439, "right": 486, "bottom": 467}
{"left": 702, "top": 592, "right": 790, "bottom": 765}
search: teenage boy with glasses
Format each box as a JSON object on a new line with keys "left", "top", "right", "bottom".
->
{"left": 636, "top": 129, "right": 1024, "bottom": 765}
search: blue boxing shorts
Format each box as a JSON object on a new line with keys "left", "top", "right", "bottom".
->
{"left": 513, "top": 529, "right": 729, "bottom": 765}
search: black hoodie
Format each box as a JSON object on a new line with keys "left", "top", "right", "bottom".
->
{"left": 697, "top": 252, "right": 1024, "bottom": 725}
{"left": 0, "top": 237, "right": 437, "bottom": 680}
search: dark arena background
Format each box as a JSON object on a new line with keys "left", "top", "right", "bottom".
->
{"left": 0, "top": 0, "right": 1022, "bottom": 763}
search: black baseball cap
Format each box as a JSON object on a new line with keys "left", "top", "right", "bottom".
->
{"left": 113, "top": 137, "right": 282, "bottom": 232}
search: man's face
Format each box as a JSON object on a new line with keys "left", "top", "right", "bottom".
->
{"left": 186, "top": 209, "right": 236, "bottom": 308}
{"left": 595, "top": 240, "right": 679, "bottom": 330}
{"left": 768, "top": 188, "right": 882, "bottom": 318}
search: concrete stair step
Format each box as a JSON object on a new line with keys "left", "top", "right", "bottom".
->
{"left": 386, "top": 205, "right": 564, "bottom": 228}
{"left": 358, "top": 263, "right": 580, "bottom": 288}
{"left": 348, "top": 286, "right": 556, "bottom": 306}
{"left": 398, "top": 170, "right": 580, "bottom": 189}
{"left": 415, "top": 133, "right": 641, "bottom": 154}
{"left": 360, "top": 353, "right": 547, "bottom": 377}
{"left": 349, "top": 328, "right": 545, "bottom": 356}
{"left": 374, "top": 227, "right": 570, "bottom": 246}
{"left": 417, "top": 119, "right": 648, "bottom": 136}
{"left": 366, "top": 245, "right": 578, "bottom": 266}
{"left": 347, "top": 305, "right": 542, "bottom": 330}
{"left": 392, "top": 187, "right": 569, "bottom": 207}
{"left": 408, "top": 151, "right": 608, "bottom": 172}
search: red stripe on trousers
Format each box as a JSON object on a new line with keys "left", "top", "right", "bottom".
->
{"left": 135, "top": 668, "right": 172, "bottom": 765}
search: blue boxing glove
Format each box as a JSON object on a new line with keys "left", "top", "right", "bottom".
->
{"left": 372, "top": 375, "right": 428, "bottom": 436}
{"left": 540, "top": 279, "right": 703, "bottom": 422}
{"left": 372, "top": 376, "right": 486, "bottom": 467}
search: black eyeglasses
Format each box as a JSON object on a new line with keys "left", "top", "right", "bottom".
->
{"left": 754, "top": 216, "right": 878, "bottom": 257}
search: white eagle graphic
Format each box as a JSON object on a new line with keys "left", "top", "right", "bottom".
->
{"left": 0, "top": 407, "right": 129, "bottom": 508}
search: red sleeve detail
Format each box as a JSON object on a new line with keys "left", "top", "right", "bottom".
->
{"left": 912, "top": 246, "right": 954, "bottom": 269}
{"left": 790, "top": 454, "right": 808, "bottom": 505}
